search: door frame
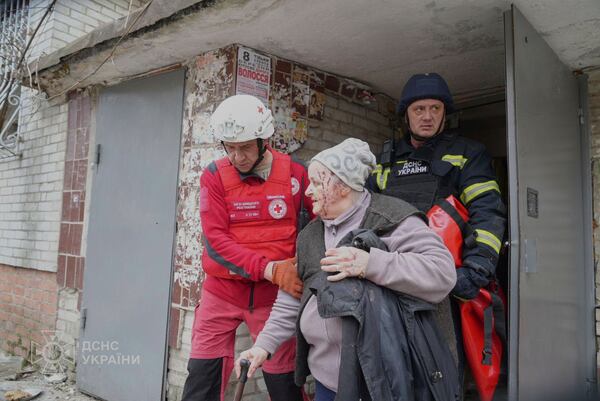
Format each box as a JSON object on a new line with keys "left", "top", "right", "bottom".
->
{"left": 504, "top": 7, "right": 520, "bottom": 400}
{"left": 578, "top": 74, "right": 598, "bottom": 399}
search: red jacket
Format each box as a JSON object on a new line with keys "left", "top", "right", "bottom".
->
{"left": 200, "top": 149, "right": 313, "bottom": 309}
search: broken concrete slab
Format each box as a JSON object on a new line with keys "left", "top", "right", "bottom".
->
{"left": 0, "top": 356, "right": 24, "bottom": 381}
{"left": 0, "top": 372, "right": 98, "bottom": 401}
{"left": 42, "top": 374, "right": 66, "bottom": 385}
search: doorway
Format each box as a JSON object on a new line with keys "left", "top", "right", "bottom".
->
{"left": 458, "top": 99, "right": 509, "bottom": 401}
{"left": 77, "top": 69, "right": 185, "bottom": 401}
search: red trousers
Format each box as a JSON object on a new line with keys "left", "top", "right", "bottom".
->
{"left": 190, "top": 288, "right": 297, "bottom": 399}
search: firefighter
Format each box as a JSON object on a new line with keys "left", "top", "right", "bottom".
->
{"left": 367, "top": 72, "right": 506, "bottom": 393}
{"left": 181, "top": 95, "right": 311, "bottom": 401}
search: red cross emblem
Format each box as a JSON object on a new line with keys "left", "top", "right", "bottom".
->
{"left": 268, "top": 199, "right": 287, "bottom": 219}
{"left": 258, "top": 106, "right": 264, "bottom": 114}
{"left": 291, "top": 177, "right": 300, "bottom": 195}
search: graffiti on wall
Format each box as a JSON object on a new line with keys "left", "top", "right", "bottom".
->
{"left": 234, "top": 47, "right": 385, "bottom": 155}
{"left": 268, "top": 62, "right": 325, "bottom": 153}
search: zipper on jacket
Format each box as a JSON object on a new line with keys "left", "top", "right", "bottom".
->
{"left": 248, "top": 282, "right": 255, "bottom": 313}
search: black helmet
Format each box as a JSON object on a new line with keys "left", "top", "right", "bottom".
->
{"left": 397, "top": 73, "right": 454, "bottom": 115}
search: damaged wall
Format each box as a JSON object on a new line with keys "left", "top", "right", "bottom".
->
{"left": 52, "top": 91, "right": 94, "bottom": 376}
{"left": 167, "top": 44, "right": 394, "bottom": 401}
{"left": 0, "top": 90, "right": 93, "bottom": 366}
{"left": 167, "top": 46, "right": 237, "bottom": 401}
{"left": 0, "top": 92, "right": 66, "bottom": 358}
{"left": 0, "top": 0, "right": 143, "bottom": 363}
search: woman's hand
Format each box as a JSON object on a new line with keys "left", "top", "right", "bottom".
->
{"left": 235, "top": 346, "right": 269, "bottom": 378}
{"left": 320, "top": 246, "right": 369, "bottom": 282}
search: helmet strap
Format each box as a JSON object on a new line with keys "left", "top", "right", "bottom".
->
{"left": 247, "top": 138, "right": 267, "bottom": 173}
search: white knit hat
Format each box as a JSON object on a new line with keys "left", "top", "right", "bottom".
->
{"left": 311, "top": 138, "right": 376, "bottom": 191}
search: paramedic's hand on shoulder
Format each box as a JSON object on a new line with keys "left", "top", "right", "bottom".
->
{"left": 320, "top": 246, "right": 369, "bottom": 282}
{"left": 235, "top": 346, "right": 269, "bottom": 378}
{"left": 451, "top": 266, "right": 489, "bottom": 300}
{"left": 264, "top": 257, "right": 303, "bottom": 299}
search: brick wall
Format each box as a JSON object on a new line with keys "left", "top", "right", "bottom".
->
{"left": 0, "top": 92, "right": 67, "bottom": 272}
{"left": 167, "top": 45, "right": 394, "bottom": 401}
{"left": 29, "top": 0, "right": 145, "bottom": 60}
{"left": 296, "top": 94, "right": 392, "bottom": 161}
{"left": 589, "top": 70, "right": 600, "bottom": 373}
{"left": 28, "top": 0, "right": 55, "bottom": 62}
{"left": 0, "top": 0, "right": 145, "bottom": 274}
{"left": 52, "top": 0, "right": 144, "bottom": 46}
{"left": 0, "top": 263, "right": 58, "bottom": 359}
{"left": 0, "top": 0, "right": 141, "bottom": 362}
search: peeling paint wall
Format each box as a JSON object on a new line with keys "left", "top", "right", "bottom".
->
{"left": 172, "top": 47, "right": 235, "bottom": 301}
{"left": 167, "top": 46, "right": 235, "bottom": 401}
{"left": 167, "top": 44, "right": 395, "bottom": 401}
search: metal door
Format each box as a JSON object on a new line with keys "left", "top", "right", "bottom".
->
{"left": 77, "top": 70, "right": 184, "bottom": 401}
{"left": 504, "top": 6, "right": 596, "bottom": 401}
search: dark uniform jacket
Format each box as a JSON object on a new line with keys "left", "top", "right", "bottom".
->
{"left": 295, "top": 193, "right": 458, "bottom": 401}
{"left": 368, "top": 130, "right": 506, "bottom": 276}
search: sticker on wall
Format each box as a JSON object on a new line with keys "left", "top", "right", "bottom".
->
{"left": 271, "top": 85, "right": 297, "bottom": 153}
{"left": 309, "top": 90, "right": 325, "bottom": 119}
{"left": 236, "top": 47, "right": 272, "bottom": 105}
{"left": 294, "top": 118, "right": 308, "bottom": 143}
{"left": 292, "top": 67, "right": 310, "bottom": 117}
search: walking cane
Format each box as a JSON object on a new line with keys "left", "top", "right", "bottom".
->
{"left": 233, "top": 359, "right": 250, "bottom": 401}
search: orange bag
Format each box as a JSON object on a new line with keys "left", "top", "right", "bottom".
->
{"left": 427, "top": 196, "right": 506, "bottom": 401}
{"left": 427, "top": 195, "right": 471, "bottom": 266}
{"left": 459, "top": 285, "right": 507, "bottom": 401}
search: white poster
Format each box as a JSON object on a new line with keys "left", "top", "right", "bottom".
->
{"left": 236, "top": 47, "right": 271, "bottom": 105}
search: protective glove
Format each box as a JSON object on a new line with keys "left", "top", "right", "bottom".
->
{"left": 451, "top": 267, "right": 490, "bottom": 300}
{"left": 271, "top": 257, "right": 303, "bottom": 299}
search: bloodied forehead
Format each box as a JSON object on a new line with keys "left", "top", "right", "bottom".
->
{"left": 308, "top": 161, "right": 333, "bottom": 182}
{"left": 309, "top": 162, "right": 346, "bottom": 192}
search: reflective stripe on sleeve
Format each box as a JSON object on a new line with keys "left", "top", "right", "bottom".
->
{"left": 475, "top": 229, "right": 502, "bottom": 254}
{"left": 460, "top": 180, "right": 500, "bottom": 204}
{"left": 441, "top": 154, "right": 468, "bottom": 169}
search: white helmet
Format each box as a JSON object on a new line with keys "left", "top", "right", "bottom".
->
{"left": 209, "top": 95, "right": 274, "bottom": 142}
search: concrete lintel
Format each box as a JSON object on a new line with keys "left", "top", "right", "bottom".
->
{"left": 32, "top": 0, "right": 218, "bottom": 96}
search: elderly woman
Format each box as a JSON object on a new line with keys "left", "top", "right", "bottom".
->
{"left": 236, "top": 138, "right": 457, "bottom": 401}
